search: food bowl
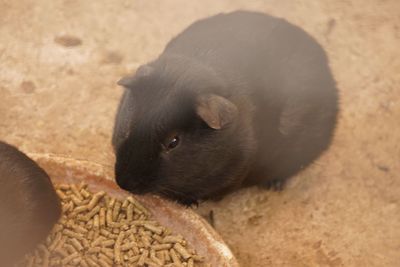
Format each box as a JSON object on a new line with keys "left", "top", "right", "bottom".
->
{"left": 29, "top": 153, "right": 239, "bottom": 267}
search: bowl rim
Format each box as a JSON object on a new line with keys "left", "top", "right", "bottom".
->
{"left": 29, "top": 153, "right": 240, "bottom": 267}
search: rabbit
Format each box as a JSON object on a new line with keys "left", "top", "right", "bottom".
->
{"left": 0, "top": 141, "right": 61, "bottom": 265}
{"left": 112, "top": 11, "right": 338, "bottom": 205}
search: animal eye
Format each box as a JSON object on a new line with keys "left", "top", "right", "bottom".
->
{"left": 164, "top": 135, "right": 180, "bottom": 150}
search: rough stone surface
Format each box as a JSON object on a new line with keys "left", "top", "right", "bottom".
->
{"left": 1, "top": 1, "right": 399, "bottom": 266}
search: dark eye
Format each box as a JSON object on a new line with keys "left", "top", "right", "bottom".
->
{"left": 164, "top": 136, "right": 180, "bottom": 150}
{"left": 167, "top": 136, "right": 180, "bottom": 149}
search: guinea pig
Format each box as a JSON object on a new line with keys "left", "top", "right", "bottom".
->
{"left": 112, "top": 11, "right": 338, "bottom": 205}
{"left": 0, "top": 141, "right": 61, "bottom": 265}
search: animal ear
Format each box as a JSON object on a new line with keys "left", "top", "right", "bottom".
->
{"left": 117, "top": 75, "right": 136, "bottom": 88}
{"left": 117, "top": 65, "right": 154, "bottom": 88}
{"left": 196, "top": 94, "right": 238, "bottom": 130}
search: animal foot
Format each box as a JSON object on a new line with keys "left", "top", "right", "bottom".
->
{"left": 261, "top": 179, "right": 286, "bottom": 191}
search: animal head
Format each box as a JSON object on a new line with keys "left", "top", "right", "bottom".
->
{"left": 113, "top": 57, "right": 255, "bottom": 205}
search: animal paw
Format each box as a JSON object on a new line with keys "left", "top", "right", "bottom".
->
{"left": 262, "top": 179, "right": 286, "bottom": 191}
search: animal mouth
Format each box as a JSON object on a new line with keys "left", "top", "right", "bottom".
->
{"left": 115, "top": 176, "right": 151, "bottom": 195}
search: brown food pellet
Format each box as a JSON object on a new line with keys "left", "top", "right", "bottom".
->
{"left": 87, "top": 191, "right": 105, "bottom": 210}
{"left": 98, "top": 258, "right": 111, "bottom": 267}
{"left": 152, "top": 243, "right": 172, "bottom": 251}
{"left": 163, "top": 235, "right": 184, "bottom": 244}
{"left": 174, "top": 243, "right": 191, "bottom": 260}
{"left": 170, "top": 248, "right": 183, "bottom": 267}
{"left": 143, "top": 223, "right": 164, "bottom": 235}
{"left": 137, "top": 249, "right": 149, "bottom": 266}
{"left": 18, "top": 182, "right": 205, "bottom": 266}
{"left": 80, "top": 188, "right": 91, "bottom": 199}
{"left": 150, "top": 249, "right": 163, "bottom": 266}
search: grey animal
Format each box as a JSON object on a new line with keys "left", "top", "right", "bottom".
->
{"left": 113, "top": 11, "right": 338, "bottom": 205}
{"left": 0, "top": 141, "right": 61, "bottom": 265}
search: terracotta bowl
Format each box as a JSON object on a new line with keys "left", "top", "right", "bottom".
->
{"left": 29, "top": 153, "right": 239, "bottom": 267}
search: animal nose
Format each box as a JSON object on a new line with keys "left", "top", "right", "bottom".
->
{"left": 116, "top": 176, "right": 150, "bottom": 194}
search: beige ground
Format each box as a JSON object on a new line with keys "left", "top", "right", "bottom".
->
{"left": 1, "top": 0, "right": 399, "bottom": 266}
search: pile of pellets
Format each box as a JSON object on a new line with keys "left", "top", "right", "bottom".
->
{"left": 20, "top": 182, "right": 206, "bottom": 267}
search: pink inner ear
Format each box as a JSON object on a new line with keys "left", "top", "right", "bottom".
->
{"left": 196, "top": 94, "right": 238, "bottom": 130}
{"left": 197, "top": 103, "right": 222, "bottom": 129}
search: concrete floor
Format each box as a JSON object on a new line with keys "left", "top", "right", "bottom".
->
{"left": 1, "top": 0, "right": 399, "bottom": 266}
